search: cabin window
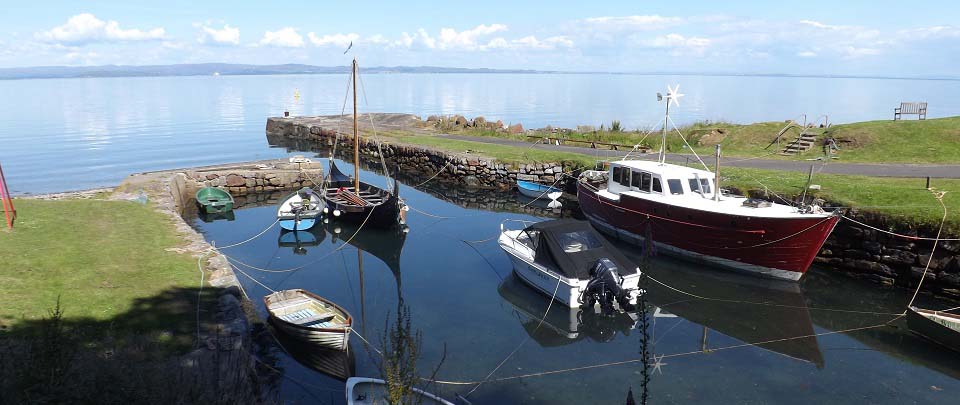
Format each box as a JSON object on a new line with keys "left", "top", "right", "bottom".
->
{"left": 612, "top": 167, "right": 622, "bottom": 184}
{"left": 640, "top": 172, "right": 652, "bottom": 192}
{"left": 557, "top": 230, "right": 603, "bottom": 253}
{"left": 631, "top": 171, "right": 641, "bottom": 188}
{"left": 688, "top": 178, "right": 712, "bottom": 194}
{"left": 618, "top": 168, "right": 631, "bottom": 187}
{"left": 652, "top": 178, "right": 663, "bottom": 193}
{"left": 667, "top": 179, "right": 683, "bottom": 195}
{"left": 521, "top": 229, "right": 539, "bottom": 250}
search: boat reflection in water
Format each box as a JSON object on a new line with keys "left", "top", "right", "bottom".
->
{"left": 278, "top": 226, "right": 326, "bottom": 255}
{"left": 497, "top": 274, "right": 638, "bottom": 346}
{"left": 197, "top": 209, "right": 235, "bottom": 223}
{"left": 274, "top": 328, "right": 356, "bottom": 381}
{"left": 627, "top": 252, "right": 825, "bottom": 367}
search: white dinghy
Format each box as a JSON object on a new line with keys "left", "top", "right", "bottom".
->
{"left": 264, "top": 289, "right": 352, "bottom": 351}
{"left": 277, "top": 187, "right": 323, "bottom": 231}
{"left": 346, "top": 377, "right": 453, "bottom": 405}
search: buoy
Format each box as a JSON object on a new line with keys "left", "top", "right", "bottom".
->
{"left": 333, "top": 209, "right": 341, "bottom": 217}
{"left": 323, "top": 207, "right": 329, "bottom": 214}
{"left": 334, "top": 227, "right": 341, "bottom": 234}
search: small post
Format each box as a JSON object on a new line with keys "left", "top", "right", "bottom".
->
{"left": 284, "top": 111, "right": 290, "bottom": 117}
{"left": 926, "top": 176, "right": 931, "bottom": 189}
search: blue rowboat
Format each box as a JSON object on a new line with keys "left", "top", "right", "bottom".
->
{"left": 517, "top": 180, "right": 562, "bottom": 199}
{"left": 277, "top": 188, "right": 323, "bottom": 231}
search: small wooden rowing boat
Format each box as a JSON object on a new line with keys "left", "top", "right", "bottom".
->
{"left": 195, "top": 187, "right": 234, "bottom": 214}
{"left": 264, "top": 289, "right": 352, "bottom": 351}
{"left": 346, "top": 377, "right": 453, "bottom": 405}
{"left": 907, "top": 306, "right": 960, "bottom": 353}
{"left": 517, "top": 179, "right": 562, "bottom": 200}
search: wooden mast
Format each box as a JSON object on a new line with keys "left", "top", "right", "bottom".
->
{"left": 352, "top": 58, "right": 360, "bottom": 192}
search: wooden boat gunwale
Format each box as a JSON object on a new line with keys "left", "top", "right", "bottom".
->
{"left": 907, "top": 305, "right": 960, "bottom": 353}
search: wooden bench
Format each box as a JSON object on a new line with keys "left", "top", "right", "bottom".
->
{"left": 894, "top": 102, "right": 927, "bottom": 120}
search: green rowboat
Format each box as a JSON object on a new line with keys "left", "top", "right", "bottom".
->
{"left": 196, "top": 187, "right": 235, "bottom": 214}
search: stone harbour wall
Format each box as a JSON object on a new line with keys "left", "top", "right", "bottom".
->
{"left": 266, "top": 117, "right": 578, "bottom": 190}
{"left": 816, "top": 209, "right": 960, "bottom": 295}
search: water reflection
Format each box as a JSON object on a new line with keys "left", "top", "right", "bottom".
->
{"left": 274, "top": 330, "right": 356, "bottom": 381}
{"left": 637, "top": 259, "right": 825, "bottom": 367}
{"left": 498, "top": 274, "right": 638, "bottom": 346}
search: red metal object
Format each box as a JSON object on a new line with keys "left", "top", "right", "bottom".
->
{"left": 0, "top": 162, "right": 15, "bottom": 229}
{"left": 577, "top": 182, "right": 840, "bottom": 280}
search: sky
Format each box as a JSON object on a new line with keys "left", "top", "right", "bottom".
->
{"left": 1, "top": 1, "right": 958, "bottom": 76}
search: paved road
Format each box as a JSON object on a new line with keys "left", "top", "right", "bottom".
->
{"left": 439, "top": 134, "right": 960, "bottom": 179}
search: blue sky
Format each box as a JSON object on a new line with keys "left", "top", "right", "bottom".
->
{"left": 2, "top": 1, "right": 958, "bottom": 76}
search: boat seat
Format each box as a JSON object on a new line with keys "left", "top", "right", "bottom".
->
{"left": 278, "top": 308, "right": 335, "bottom": 326}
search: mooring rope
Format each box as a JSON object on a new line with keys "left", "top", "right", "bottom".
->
{"left": 223, "top": 205, "right": 377, "bottom": 273}
{"left": 412, "top": 161, "right": 452, "bottom": 188}
{"left": 644, "top": 274, "right": 902, "bottom": 316}
{"left": 464, "top": 274, "right": 564, "bottom": 397}
{"left": 426, "top": 319, "right": 898, "bottom": 386}
{"left": 840, "top": 213, "right": 960, "bottom": 242}
{"left": 215, "top": 218, "right": 280, "bottom": 250}
{"left": 907, "top": 190, "right": 950, "bottom": 308}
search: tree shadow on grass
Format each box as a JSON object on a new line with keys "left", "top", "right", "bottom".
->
{"left": 0, "top": 286, "right": 282, "bottom": 404}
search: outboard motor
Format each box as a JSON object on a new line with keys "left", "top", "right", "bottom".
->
{"left": 580, "top": 258, "right": 636, "bottom": 314}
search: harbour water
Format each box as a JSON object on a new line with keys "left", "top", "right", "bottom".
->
{"left": 2, "top": 73, "right": 960, "bottom": 194}
{"left": 193, "top": 159, "right": 960, "bottom": 404}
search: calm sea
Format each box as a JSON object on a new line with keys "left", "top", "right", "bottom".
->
{"left": 1, "top": 73, "right": 958, "bottom": 194}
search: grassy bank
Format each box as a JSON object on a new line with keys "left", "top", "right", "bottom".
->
{"left": 439, "top": 116, "right": 960, "bottom": 164}
{"left": 0, "top": 198, "right": 202, "bottom": 344}
{"left": 393, "top": 134, "right": 960, "bottom": 231}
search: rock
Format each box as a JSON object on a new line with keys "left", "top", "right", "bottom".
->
{"left": 474, "top": 116, "right": 487, "bottom": 126}
{"left": 205, "top": 174, "right": 220, "bottom": 180}
{"left": 463, "top": 176, "right": 481, "bottom": 187}
{"left": 843, "top": 249, "right": 871, "bottom": 260}
{"left": 225, "top": 174, "right": 246, "bottom": 187}
{"left": 862, "top": 241, "right": 883, "bottom": 255}
{"left": 881, "top": 249, "right": 918, "bottom": 267}
{"left": 911, "top": 266, "right": 937, "bottom": 281}
{"left": 453, "top": 115, "right": 469, "bottom": 127}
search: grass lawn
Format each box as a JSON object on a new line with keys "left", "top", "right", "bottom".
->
{"left": 0, "top": 199, "right": 202, "bottom": 342}
{"left": 390, "top": 134, "right": 960, "bottom": 231}
{"left": 437, "top": 116, "right": 960, "bottom": 164}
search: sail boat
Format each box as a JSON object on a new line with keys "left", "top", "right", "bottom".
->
{"left": 576, "top": 85, "right": 840, "bottom": 281}
{"left": 322, "top": 58, "right": 406, "bottom": 229}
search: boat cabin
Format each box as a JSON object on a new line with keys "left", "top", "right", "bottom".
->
{"left": 517, "top": 219, "right": 638, "bottom": 280}
{"left": 606, "top": 160, "right": 717, "bottom": 199}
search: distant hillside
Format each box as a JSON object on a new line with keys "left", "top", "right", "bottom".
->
{"left": 0, "top": 63, "right": 546, "bottom": 80}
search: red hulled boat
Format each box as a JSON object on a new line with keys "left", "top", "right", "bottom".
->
{"left": 576, "top": 86, "right": 840, "bottom": 281}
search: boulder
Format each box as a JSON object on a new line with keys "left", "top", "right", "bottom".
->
{"left": 225, "top": 174, "right": 246, "bottom": 187}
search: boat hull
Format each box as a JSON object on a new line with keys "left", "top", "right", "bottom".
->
{"left": 346, "top": 377, "right": 453, "bottom": 405}
{"left": 907, "top": 307, "right": 960, "bottom": 353}
{"left": 517, "top": 180, "right": 562, "bottom": 199}
{"left": 499, "top": 233, "right": 640, "bottom": 308}
{"left": 577, "top": 182, "right": 839, "bottom": 280}
{"left": 323, "top": 181, "right": 402, "bottom": 229}
{"left": 195, "top": 187, "right": 235, "bottom": 214}
{"left": 277, "top": 190, "right": 323, "bottom": 231}
{"left": 280, "top": 218, "right": 316, "bottom": 231}
{"left": 269, "top": 317, "right": 350, "bottom": 351}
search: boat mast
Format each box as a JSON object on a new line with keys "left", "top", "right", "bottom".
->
{"left": 352, "top": 58, "right": 360, "bottom": 192}
{"left": 714, "top": 144, "right": 721, "bottom": 202}
{"left": 659, "top": 95, "right": 670, "bottom": 165}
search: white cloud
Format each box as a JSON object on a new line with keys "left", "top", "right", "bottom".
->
{"left": 583, "top": 15, "right": 684, "bottom": 30}
{"left": 435, "top": 24, "right": 507, "bottom": 50}
{"left": 896, "top": 25, "right": 960, "bottom": 40}
{"left": 308, "top": 32, "right": 359, "bottom": 47}
{"left": 485, "top": 35, "right": 574, "bottom": 50}
{"left": 198, "top": 24, "right": 240, "bottom": 45}
{"left": 259, "top": 27, "right": 304, "bottom": 48}
{"left": 36, "top": 13, "right": 165, "bottom": 44}
{"left": 797, "top": 50, "right": 817, "bottom": 57}
{"left": 642, "top": 33, "right": 711, "bottom": 49}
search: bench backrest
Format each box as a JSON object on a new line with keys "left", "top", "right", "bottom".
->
{"left": 900, "top": 102, "right": 928, "bottom": 114}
